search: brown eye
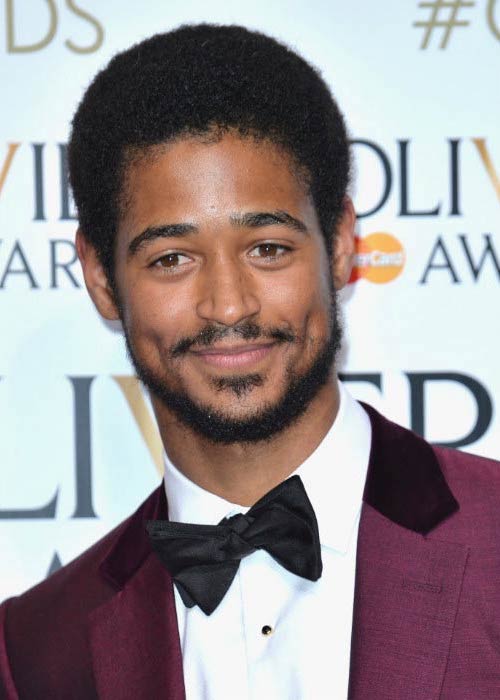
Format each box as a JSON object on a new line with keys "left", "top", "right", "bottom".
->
{"left": 154, "top": 252, "right": 191, "bottom": 269}
{"left": 259, "top": 244, "right": 279, "bottom": 256}
{"left": 249, "top": 243, "right": 289, "bottom": 259}
{"left": 159, "top": 253, "right": 180, "bottom": 267}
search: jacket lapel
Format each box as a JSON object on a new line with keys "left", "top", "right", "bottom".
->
{"left": 89, "top": 487, "right": 185, "bottom": 700}
{"left": 88, "top": 403, "right": 468, "bottom": 700}
{"left": 348, "top": 405, "right": 468, "bottom": 700}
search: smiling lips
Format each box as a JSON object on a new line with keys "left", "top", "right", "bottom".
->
{"left": 191, "top": 342, "right": 276, "bottom": 369}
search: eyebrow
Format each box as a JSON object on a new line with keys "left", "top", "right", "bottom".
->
{"left": 127, "top": 210, "right": 308, "bottom": 257}
{"left": 230, "top": 210, "right": 308, "bottom": 235}
{"left": 128, "top": 223, "right": 197, "bottom": 256}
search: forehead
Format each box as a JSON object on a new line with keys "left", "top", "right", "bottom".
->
{"left": 118, "top": 132, "right": 316, "bottom": 237}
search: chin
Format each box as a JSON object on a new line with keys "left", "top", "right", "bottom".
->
{"left": 124, "top": 308, "right": 341, "bottom": 444}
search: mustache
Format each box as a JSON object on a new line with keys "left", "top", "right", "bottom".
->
{"left": 170, "top": 321, "right": 296, "bottom": 358}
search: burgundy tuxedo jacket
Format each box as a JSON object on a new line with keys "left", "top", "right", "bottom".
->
{"left": 1, "top": 405, "right": 500, "bottom": 699}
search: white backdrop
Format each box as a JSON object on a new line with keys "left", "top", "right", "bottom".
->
{"left": 1, "top": 0, "right": 499, "bottom": 602}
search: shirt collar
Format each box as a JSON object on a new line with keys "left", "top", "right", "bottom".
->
{"left": 294, "top": 382, "right": 371, "bottom": 553}
{"left": 163, "top": 381, "right": 371, "bottom": 555}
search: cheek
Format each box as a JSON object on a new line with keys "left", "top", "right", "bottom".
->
{"left": 120, "top": 280, "right": 190, "bottom": 348}
{"left": 260, "top": 261, "right": 332, "bottom": 332}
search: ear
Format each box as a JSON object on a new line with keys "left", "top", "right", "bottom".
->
{"left": 76, "top": 229, "right": 120, "bottom": 320}
{"left": 331, "top": 196, "right": 356, "bottom": 290}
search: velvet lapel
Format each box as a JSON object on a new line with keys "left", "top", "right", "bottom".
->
{"left": 89, "top": 403, "right": 467, "bottom": 700}
{"left": 89, "top": 487, "right": 185, "bottom": 700}
{"left": 348, "top": 405, "right": 468, "bottom": 700}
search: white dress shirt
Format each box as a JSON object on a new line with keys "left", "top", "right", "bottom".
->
{"left": 163, "top": 382, "right": 371, "bottom": 700}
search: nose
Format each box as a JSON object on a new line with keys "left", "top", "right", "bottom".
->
{"left": 196, "top": 256, "right": 261, "bottom": 326}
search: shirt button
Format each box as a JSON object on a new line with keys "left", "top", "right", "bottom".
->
{"left": 261, "top": 625, "right": 273, "bottom": 636}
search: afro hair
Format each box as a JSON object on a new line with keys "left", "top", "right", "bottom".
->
{"left": 68, "top": 23, "right": 351, "bottom": 281}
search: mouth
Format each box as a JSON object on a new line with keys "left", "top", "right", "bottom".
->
{"left": 190, "top": 342, "right": 277, "bottom": 369}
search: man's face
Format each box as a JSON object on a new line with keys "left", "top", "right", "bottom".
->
{"left": 106, "top": 133, "right": 348, "bottom": 443}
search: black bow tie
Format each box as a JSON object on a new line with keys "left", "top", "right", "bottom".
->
{"left": 146, "top": 475, "right": 322, "bottom": 615}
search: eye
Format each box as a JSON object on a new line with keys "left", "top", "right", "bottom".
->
{"left": 151, "top": 252, "right": 191, "bottom": 270}
{"left": 248, "top": 243, "right": 290, "bottom": 260}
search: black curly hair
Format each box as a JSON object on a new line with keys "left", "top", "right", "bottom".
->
{"left": 68, "top": 23, "right": 351, "bottom": 283}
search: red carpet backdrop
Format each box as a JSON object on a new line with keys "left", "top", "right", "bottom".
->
{"left": 0, "top": 0, "right": 499, "bottom": 601}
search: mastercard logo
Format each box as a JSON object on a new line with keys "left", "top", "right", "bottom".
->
{"left": 349, "top": 232, "right": 405, "bottom": 284}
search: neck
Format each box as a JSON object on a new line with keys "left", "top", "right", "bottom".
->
{"left": 152, "top": 376, "right": 339, "bottom": 506}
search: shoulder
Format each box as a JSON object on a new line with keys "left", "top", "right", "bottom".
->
{"left": 435, "top": 445, "right": 500, "bottom": 499}
{"left": 0, "top": 518, "right": 123, "bottom": 698}
{"left": 0, "top": 527, "right": 117, "bottom": 697}
{"left": 4, "top": 483, "right": 162, "bottom": 609}
{"left": 1, "top": 517, "right": 124, "bottom": 659}
{"left": 4, "top": 517, "right": 122, "bottom": 624}
{"left": 2, "top": 484, "right": 162, "bottom": 623}
{"left": 432, "top": 446, "right": 500, "bottom": 540}
{"left": 0, "top": 486, "right": 162, "bottom": 695}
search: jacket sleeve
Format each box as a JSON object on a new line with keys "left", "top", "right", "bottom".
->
{"left": 0, "top": 600, "right": 19, "bottom": 700}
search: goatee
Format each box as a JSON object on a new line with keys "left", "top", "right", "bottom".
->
{"left": 123, "top": 297, "right": 342, "bottom": 444}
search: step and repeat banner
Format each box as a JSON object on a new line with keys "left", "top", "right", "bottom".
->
{"left": 1, "top": 0, "right": 499, "bottom": 602}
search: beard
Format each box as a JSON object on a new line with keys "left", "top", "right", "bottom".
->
{"left": 123, "top": 294, "right": 342, "bottom": 445}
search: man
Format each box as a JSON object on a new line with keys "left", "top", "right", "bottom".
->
{"left": 1, "top": 23, "right": 499, "bottom": 700}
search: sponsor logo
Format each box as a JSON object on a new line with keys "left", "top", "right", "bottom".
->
{"left": 349, "top": 232, "right": 405, "bottom": 284}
